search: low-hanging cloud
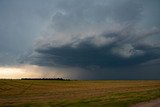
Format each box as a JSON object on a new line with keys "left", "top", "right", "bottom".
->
{"left": 19, "top": 0, "right": 160, "bottom": 78}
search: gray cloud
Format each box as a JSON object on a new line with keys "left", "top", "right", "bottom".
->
{"left": 0, "top": 0, "right": 56, "bottom": 66}
{"left": 22, "top": 0, "right": 160, "bottom": 71}
{"left": 1, "top": 0, "right": 160, "bottom": 79}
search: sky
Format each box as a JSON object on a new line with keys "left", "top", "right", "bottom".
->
{"left": 0, "top": 0, "right": 160, "bottom": 79}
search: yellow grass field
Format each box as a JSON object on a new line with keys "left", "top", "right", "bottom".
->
{"left": 0, "top": 80, "right": 160, "bottom": 107}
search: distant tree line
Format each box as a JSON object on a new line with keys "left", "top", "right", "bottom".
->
{"left": 21, "top": 78, "right": 70, "bottom": 81}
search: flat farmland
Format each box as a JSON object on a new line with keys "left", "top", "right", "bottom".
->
{"left": 0, "top": 80, "right": 160, "bottom": 107}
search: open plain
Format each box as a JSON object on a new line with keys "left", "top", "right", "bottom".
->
{"left": 0, "top": 80, "right": 160, "bottom": 107}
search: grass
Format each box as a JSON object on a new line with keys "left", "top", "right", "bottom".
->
{"left": 0, "top": 80, "right": 160, "bottom": 107}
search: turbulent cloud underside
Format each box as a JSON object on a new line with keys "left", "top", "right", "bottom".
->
{"left": 23, "top": 0, "right": 160, "bottom": 70}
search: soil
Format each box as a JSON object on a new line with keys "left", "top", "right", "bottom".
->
{"left": 131, "top": 99, "right": 160, "bottom": 107}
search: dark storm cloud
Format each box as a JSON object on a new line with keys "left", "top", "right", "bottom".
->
{"left": 1, "top": 0, "right": 160, "bottom": 79}
{"left": 31, "top": 31, "right": 160, "bottom": 69}
{"left": 21, "top": 0, "right": 160, "bottom": 72}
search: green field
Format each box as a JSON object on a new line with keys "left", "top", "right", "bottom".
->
{"left": 0, "top": 80, "right": 160, "bottom": 107}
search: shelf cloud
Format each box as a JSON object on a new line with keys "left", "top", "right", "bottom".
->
{"left": 1, "top": 0, "right": 160, "bottom": 79}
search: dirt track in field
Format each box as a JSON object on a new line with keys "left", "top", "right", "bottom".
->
{"left": 131, "top": 99, "right": 160, "bottom": 107}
